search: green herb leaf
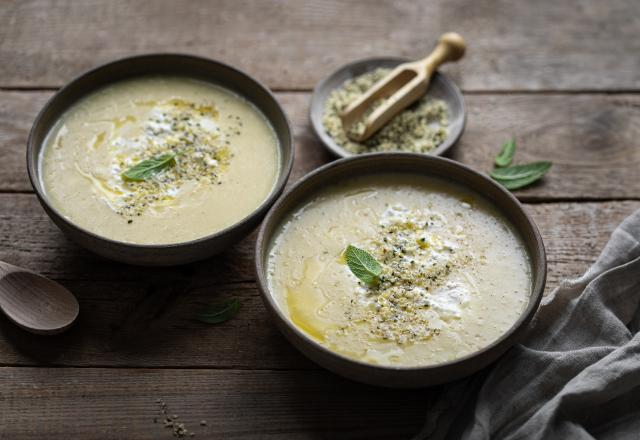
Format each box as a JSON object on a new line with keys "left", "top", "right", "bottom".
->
{"left": 491, "top": 161, "right": 552, "bottom": 190}
{"left": 344, "top": 245, "right": 382, "bottom": 284}
{"left": 490, "top": 161, "right": 552, "bottom": 180}
{"left": 493, "top": 173, "right": 547, "bottom": 190}
{"left": 495, "top": 138, "right": 516, "bottom": 167}
{"left": 196, "top": 298, "right": 241, "bottom": 324}
{"left": 121, "top": 154, "right": 176, "bottom": 182}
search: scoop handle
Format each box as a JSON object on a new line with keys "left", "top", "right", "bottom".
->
{"left": 419, "top": 32, "right": 466, "bottom": 76}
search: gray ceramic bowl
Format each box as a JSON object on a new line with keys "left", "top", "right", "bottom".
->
{"left": 309, "top": 57, "right": 466, "bottom": 158}
{"left": 27, "top": 54, "right": 294, "bottom": 266}
{"left": 256, "top": 154, "right": 546, "bottom": 388}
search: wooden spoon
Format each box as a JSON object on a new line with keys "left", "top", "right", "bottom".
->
{"left": 340, "top": 32, "right": 466, "bottom": 142}
{"left": 0, "top": 261, "right": 79, "bottom": 335}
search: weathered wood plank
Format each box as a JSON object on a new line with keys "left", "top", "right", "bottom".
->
{"left": 2, "top": 91, "right": 639, "bottom": 199}
{"left": 452, "top": 94, "right": 640, "bottom": 200}
{"left": 0, "top": 367, "right": 426, "bottom": 439}
{"left": 1, "top": 0, "right": 638, "bottom": 90}
{"left": 0, "top": 193, "right": 636, "bottom": 368}
{"left": 0, "top": 91, "right": 50, "bottom": 191}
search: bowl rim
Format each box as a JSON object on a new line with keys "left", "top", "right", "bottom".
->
{"left": 255, "top": 153, "right": 546, "bottom": 374}
{"left": 309, "top": 56, "right": 467, "bottom": 159}
{"left": 26, "top": 53, "right": 294, "bottom": 250}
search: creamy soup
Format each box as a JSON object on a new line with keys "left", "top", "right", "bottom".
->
{"left": 41, "top": 76, "right": 279, "bottom": 244}
{"left": 267, "top": 174, "right": 531, "bottom": 367}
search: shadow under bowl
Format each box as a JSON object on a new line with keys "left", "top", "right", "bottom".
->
{"left": 27, "top": 54, "right": 294, "bottom": 266}
{"left": 256, "top": 154, "right": 546, "bottom": 388}
{"left": 309, "top": 57, "right": 466, "bottom": 158}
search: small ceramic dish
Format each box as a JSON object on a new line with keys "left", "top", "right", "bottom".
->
{"left": 309, "top": 57, "right": 466, "bottom": 158}
{"left": 255, "top": 154, "right": 546, "bottom": 388}
{"left": 27, "top": 54, "right": 294, "bottom": 266}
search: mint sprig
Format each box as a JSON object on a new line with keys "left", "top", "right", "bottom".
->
{"left": 121, "top": 153, "right": 176, "bottom": 182}
{"left": 494, "top": 138, "right": 516, "bottom": 168}
{"left": 344, "top": 245, "right": 382, "bottom": 285}
{"left": 490, "top": 138, "right": 552, "bottom": 190}
{"left": 196, "top": 298, "right": 241, "bottom": 324}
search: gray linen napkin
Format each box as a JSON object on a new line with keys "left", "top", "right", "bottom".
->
{"left": 415, "top": 208, "right": 640, "bottom": 440}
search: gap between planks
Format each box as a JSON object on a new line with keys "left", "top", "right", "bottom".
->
{"left": 0, "top": 363, "right": 320, "bottom": 371}
{"left": 3, "top": 86, "right": 640, "bottom": 95}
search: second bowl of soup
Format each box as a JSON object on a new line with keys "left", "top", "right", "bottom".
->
{"left": 256, "top": 154, "right": 546, "bottom": 387}
{"left": 28, "top": 55, "right": 293, "bottom": 265}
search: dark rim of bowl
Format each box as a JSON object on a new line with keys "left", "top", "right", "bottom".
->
{"left": 27, "top": 53, "right": 294, "bottom": 250}
{"left": 256, "top": 153, "right": 546, "bottom": 373}
{"left": 309, "top": 56, "right": 467, "bottom": 159}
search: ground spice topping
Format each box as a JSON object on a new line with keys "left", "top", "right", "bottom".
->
{"left": 341, "top": 204, "right": 475, "bottom": 344}
{"left": 75, "top": 98, "right": 239, "bottom": 222}
{"left": 115, "top": 99, "right": 235, "bottom": 220}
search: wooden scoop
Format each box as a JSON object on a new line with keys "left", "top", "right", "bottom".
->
{"left": 0, "top": 261, "right": 79, "bottom": 334}
{"left": 340, "top": 32, "right": 466, "bottom": 142}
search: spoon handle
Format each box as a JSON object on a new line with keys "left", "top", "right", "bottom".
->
{"left": 418, "top": 32, "right": 466, "bottom": 77}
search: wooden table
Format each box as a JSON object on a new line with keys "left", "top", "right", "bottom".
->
{"left": 1, "top": 1, "right": 639, "bottom": 438}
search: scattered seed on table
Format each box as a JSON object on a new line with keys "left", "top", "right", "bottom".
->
{"left": 155, "top": 399, "right": 195, "bottom": 438}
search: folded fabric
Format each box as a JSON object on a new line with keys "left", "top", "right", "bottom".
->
{"left": 416, "top": 208, "right": 640, "bottom": 440}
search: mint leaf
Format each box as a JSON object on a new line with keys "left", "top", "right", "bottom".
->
{"left": 491, "top": 161, "right": 552, "bottom": 190}
{"left": 121, "top": 153, "right": 176, "bottom": 182}
{"left": 490, "top": 161, "right": 552, "bottom": 180}
{"left": 495, "top": 138, "right": 516, "bottom": 168}
{"left": 196, "top": 298, "right": 241, "bottom": 324}
{"left": 344, "top": 245, "right": 382, "bottom": 284}
{"left": 494, "top": 173, "right": 547, "bottom": 190}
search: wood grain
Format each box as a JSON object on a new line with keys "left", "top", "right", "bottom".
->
{"left": 3, "top": 91, "right": 640, "bottom": 199}
{"left": 0, "top": 367, "right": 426, "bottom": 439}
{"left": 0, "top": 91, "right": 50, "bottom": 191}
{"left": 1, "top": 0, "right": 639, "bottom": 91}
{"left": 0, "top": 193, "right": 636, "bottom": 368}
{"left": 453, "top": 93, "right": 640, "bottom": 200}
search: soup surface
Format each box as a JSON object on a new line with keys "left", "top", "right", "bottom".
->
{"left": 267, "top": 174, "right": 531, "bottom": 367}
{"left": 41, "top": 76, "right": 279, "bottom": 244}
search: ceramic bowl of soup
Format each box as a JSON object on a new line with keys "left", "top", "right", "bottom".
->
{"left": 27, "top": 54, "right": 293, "bottom": 265}
{"left": 256, "top": 154, "right": 546, "bottom": 388}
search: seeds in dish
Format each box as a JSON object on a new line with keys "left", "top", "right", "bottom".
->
{"left": 40, "top": 76, "right": 279, "bottom": 244}
{"left": 322, "top": 68, "right": 449, "bottom": 154}
{"left": 267, "top": 174, "right": 531, "bottom": 367}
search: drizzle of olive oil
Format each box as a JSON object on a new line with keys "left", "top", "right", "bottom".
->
{"left": 285, "top": 256, "right": 335, "bottom": 342}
